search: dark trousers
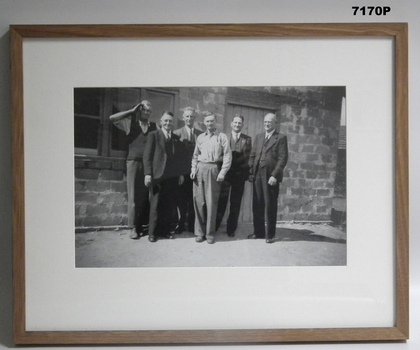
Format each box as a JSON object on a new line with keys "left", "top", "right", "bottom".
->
{"left": 176, "top": 176, "right": 195, "bottom": 232}
{"left": 126, "top": 159, "right": 150, "bottom": 233}
{"left": 252, "top": 166, "right": 279, "bottom": 240}
{"left": 216, "top": 177, "right": 246, "bottom": 234}
{"left": 148, "top": 177, "right": 178, "bottom": 238}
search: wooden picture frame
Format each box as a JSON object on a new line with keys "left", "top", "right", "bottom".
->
{"left": 11, "top": 23, "right": 409, "bottom": 345}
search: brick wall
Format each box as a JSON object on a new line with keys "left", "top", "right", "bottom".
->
{"left": 179, "top": 87, "right": 227, "bottom": 129}
{"left": 278, "top": 104, "right": 341, "bottom": 221}
{"left": 75, "top": 157, "right": 127, "bottom": 229}
{"left": 74, "top": 87, "right": 344, "bottom": 228}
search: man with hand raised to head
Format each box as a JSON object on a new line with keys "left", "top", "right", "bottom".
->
{"left": 110, "top": 100, "right": 156, "bottom": 240}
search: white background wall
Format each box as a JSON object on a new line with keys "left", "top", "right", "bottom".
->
{"left": 0, "top": 0, "right": 419, "bottom": 349}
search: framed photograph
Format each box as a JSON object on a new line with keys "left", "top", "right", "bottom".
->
{"left": 11, "top": 23, "right": 408, "bottom": 344}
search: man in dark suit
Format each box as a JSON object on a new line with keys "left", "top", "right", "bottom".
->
{"left": 216, "top": 114, "right": 252, "bottom": 237}
{"left": 248, "top": 113, "right": 288, "bottom": 243}
{"left": 143, "top": 112, "right": 189, "bottom": 242}
{"left": 173, "top": 107, "right": 202, "bottom": 234}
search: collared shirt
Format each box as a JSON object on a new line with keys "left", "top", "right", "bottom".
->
{"left": 186, "top": 126, "right": 194, "bottom": 142}
{"left": 161, "top": 128, "right": 171, "bottom": 140}
{"left": 231, "top": 131, "right": 241, "bottom": 141}
{"left": 265, "top": 129, "right": 275, "bottom": 140}
{"left": 191, "top": 129, "right": 232, "bottom": 177}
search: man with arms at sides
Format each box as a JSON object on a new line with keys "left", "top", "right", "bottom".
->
{"left": 191, "top": 112, "right": 232, "bottom": 244}
{"left": 173, "top": 107, "right": 203, "bottom": 234}
{"left": 109, "top": 100, "right": 157, "bottom": 240}
{"left": 216, "top": 114, "right": 252, "bottom": 237}
{"left": 143, "top": 112, "right": 189, "bottom": 242}
{"left": 248, "top": 113, "right": 288, "bottom": 243}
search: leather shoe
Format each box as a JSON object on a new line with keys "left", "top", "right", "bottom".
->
{"left": 195, "top": 236, "right": 205, "bottom": 243}
{"left": 207, "top": 238, "right": 215, "bottom": 244}
{"left": 172, "top": 224, "right": 184, "bottom": 234}
{"left": 148, "top": 236, "right": 157, "bottom": 242}
{"left": 165, "top": 234, "right": 174, "bottom": 239}
{"left": 266, "top": 238, "right": 275, "bottom": 244}
{"left": 129, "top": 229, "right": 140, "bottom": 239}
{"left": 227, "top": 232, "right": 235, "bottom": 237}
{"left": 247, "top": 234, "right": 258, "bottom": 239}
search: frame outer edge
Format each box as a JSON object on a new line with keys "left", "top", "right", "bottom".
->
{"left": 394, "top": 23, "right": 409, "bottom": 339}
{"left": 9, "top": 22, "right": 410, "bottom": 345}
{"left": 10, "top": 26, "right": 27, "bottom": 344}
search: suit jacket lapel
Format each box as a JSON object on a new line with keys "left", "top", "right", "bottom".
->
{"left": 257, "top": 133, "right": 265, "bottom": 154}
{"left": 264, "top": 131, "right": 278, "bottom": 151}
{"left": 236, "top": 134, "right": 245, "bottom": 151}
{"left": 158, "top": 129, "right": 166, "bottom": 150}
{"left": 183, "top": 126, "right": 189, "bottom": 141}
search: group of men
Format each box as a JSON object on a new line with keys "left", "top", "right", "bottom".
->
{"left": 110, "top": 101, "right": 288, "bottom": 244}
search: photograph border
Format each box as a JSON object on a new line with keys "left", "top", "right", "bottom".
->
{"left": 11, "top": 23, "right": 409, "bottom": 345}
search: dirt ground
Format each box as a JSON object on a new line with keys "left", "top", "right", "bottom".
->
{"left": 75, "top": 222, "right": 346, "bottom": 268}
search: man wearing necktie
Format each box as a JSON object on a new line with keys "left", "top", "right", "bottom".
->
{"left": 216, "top": 114, "right": 252, "bottom": 237}
{"left": 248, "top": 113, "right": 288, "bottom": 243}
{"left": 143, "top": 112, "right": 189, "bottom": 242}
{"left": 191, "top": 112, "right": 232, "bottom": 244}
{"left": 173, "top": 107, "right": 203, "bottom": 234}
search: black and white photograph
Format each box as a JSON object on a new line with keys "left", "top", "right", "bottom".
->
{"left": 7, "top": 18, "right": 410, "bottom": 346}
{"left": 75, "top": 86, "right": 347, "bottom": 268}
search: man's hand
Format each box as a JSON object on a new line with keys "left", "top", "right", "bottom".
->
{"left": 216, "top": 173, "right": 225, "bottom": 182}
{"left": 268, "top": 176, "right": 277, "bottom": 186}
{"left": 132, "top": 102, "right": 143, "bottom": 114}
{"left": 144, "top": 175, "right": 152, "bottom": 187}
{"left": 178, "top": 175, "right": 185, "bottom": 186}
{"left": 248, "top": 174, "right": 255, "bottom": 182}
{"left": 190, "top": 172, "right": 196, "bottom": 180}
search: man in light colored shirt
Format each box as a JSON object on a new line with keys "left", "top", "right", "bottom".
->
{"left": 190, "top": 113, "right": 232, "bottom": 244}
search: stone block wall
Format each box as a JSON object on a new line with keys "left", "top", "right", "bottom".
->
{"left": 75, "top": 157, "right": 127, "bottom": 229}
{"left": 74, "top": 87, "right": 344, "bottom": 228}
{"left": 178, "top": 87, "right": 227, "bottom": 130}
{"left": 278, "top": 104, "right": 341, "bottom": 221}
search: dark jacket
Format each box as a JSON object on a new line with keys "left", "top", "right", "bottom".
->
{"left": 226, "top": 133, "right": 252, "bottom": 181}
{"left": 143, "top": 129, "right": 189, "bottom": 182}
{"left": 248, "top": 131, "right": 288, "bottom": 182}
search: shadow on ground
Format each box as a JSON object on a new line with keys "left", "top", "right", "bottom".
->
{"left": 277, "top": 228, "right": 346, "bottom": 244}
{"left": 178, "top": 224, "right": 346, "bottom": 245}
{"left": 76, "top": 222, "right": 347, "bottom": 267}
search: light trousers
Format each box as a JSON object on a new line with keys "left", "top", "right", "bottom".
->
{"left": 193, "top": 163, "right": 221, "bottom": 239}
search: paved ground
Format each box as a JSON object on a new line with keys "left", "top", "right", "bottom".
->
{"left": 75, "top": 222, "right": 346, "bottom": 268}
